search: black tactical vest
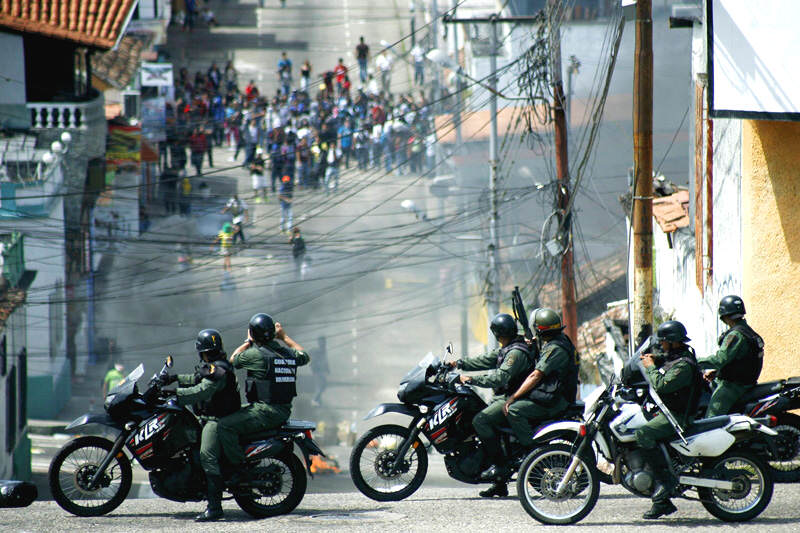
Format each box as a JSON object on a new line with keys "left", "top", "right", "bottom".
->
{"left": 717, "top": 322, "right": 764, "bottom": 385}
{"left": 194, "top": 359, "right": 240, "bottom": 418}
{"left": 493, "top": 337, "right": 534, "bottom": 396}
{"left": 528, "top": 334, "right": 579, "bottom": 406}
{"left": 658, "top": 348, "right": 703, "bottom": 419}
{"left": 245, "top": 345, "right": 298, "bottom": 405}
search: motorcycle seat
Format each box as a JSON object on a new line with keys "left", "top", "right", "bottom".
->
{"left": 239, "top": 419, "right": 316, "bottom": 442}
{"left": 684, "top": 415, "right": 731, "bottom": 437}
{"left": 737, "top": 381, "right": 783, "bottom": 404}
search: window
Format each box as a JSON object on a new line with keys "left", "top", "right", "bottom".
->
{"left": 0, "top": 334, "right": 6, "bottom": 376}
{"left": 6, "top": 367, "right": 17, "bottom": 453}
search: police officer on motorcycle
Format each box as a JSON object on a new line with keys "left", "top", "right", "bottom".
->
{"left": 219, "top": 314, "right": 310, "bottom": 485}
{"left": 699, "top": 295, "right": 764, "bottom": 418}
{"left": 503, "top": 308, "right": 580, "bottom": 448}
{"left": 449, "top": 313, "right": 535, "bottom": 498}
{"left": 635, "top": 320, "right": 704, "bottom": 519}
{"left": 157, "top": 328, "right": 241, "bottom": 522}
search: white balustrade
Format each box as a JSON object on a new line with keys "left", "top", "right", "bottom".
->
{"left": 27, "top": 93, "right": 105, "bottom": 130}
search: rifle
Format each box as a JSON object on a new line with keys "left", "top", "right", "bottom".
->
{"left": 512, "top": 286, "right": 533, "bottom": 341}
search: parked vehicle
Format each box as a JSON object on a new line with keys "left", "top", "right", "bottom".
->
{"left": 49, "top": 358, "right": 325, "bottom": 518}
{"left": 516, "top": 370, "right": 778, "bottom": 524}
{"left": 349, "top": 346, "right": 585, "bottom": 501}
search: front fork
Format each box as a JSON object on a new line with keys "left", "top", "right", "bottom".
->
{"left": 555, "top": 430, "right": 594, "bottom": 496}
{"left": 391, "top": 416, "right": 425, "bottom": 473}
{"left": 89, "top": 429, "right": 132, "bottom": 489}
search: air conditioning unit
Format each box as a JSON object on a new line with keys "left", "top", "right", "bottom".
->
{"left": 122, "top": 90, "right": 141, "bottom": 118}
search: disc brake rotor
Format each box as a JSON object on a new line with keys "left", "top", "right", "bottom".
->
{"left": 75, "top": 464, "right": 111, "bottom": 493}
{"left": 374, "top": 450, "right": 410, "bottom": 480}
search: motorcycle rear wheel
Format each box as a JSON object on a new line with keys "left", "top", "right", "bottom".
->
{"left": 699, "top": 451, "right": 773, "bottom": 522}
{"left": 49, "top": 436, "right": 132, "bottom": 517}
{"left": 768, "top": 413, "right": 800, "bottom": 482}
{"left": 233, "top": 451, "right": 307, "bottom": 518}
{"left": 349, "top": 424, "right": 428, "bottom": 501}
{"left": 516, "top": 443, "right": 599, "bottom": 525}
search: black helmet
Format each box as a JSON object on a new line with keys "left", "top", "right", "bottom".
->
{"left": 656, "top": 320, "right": 690, "bottom": 343}
{"left": 490, "top": 313, "right": 517, "bottom": 340}
{"left": 718, "top": 295, "right": 746, "bottom": 319}
{"left": 196, "top": 329, "right": 224, "bottom": 358}
{"left": 533, "top": 308, "right": 564, "bottom": 334}
{"left": 249, "top": 313, "right": 275, "bottom": 344}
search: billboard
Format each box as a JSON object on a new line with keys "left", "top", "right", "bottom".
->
{"left": 141, "top": 62, "right": 173, "bottom": 87}
{"left": 708, "top": 0, "right": 800, "bottom": 120}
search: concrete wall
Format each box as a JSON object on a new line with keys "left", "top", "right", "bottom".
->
{"left": 741, "top": 120, "right": 800, "bottom": 382}
{"left": 0, "top": 31, "right": 29, "bottom": 128}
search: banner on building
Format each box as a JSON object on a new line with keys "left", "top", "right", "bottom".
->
{"left": 141, "top": 62, "right": 173, "bottom": 87}
{"left": 141, "top": 97, "right": 166, "bottom": 142}
{"left": 106, "top": 123, "right": 141, "bottom": 172}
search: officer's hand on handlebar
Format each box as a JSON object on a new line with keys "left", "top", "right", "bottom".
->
{"left": 157, "top": 373, "right": 178, "bottom": 387}
{"left": 458, "top": 375, "right": 471, "bottom": 384}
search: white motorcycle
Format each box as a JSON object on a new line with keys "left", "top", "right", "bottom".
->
{"left": 517, "top": 368, "right": 778, "bottom": 524}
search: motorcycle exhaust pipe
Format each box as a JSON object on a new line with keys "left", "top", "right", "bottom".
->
{"left": 678, "top": 475, "right": 734, "bottom": 490}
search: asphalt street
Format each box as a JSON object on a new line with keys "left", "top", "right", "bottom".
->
{"left": 4, "top": 483, "right": 800, "bottom": 532}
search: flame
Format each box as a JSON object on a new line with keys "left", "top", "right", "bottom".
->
{"left": 310, "top": 454, "right": 341, "bottom": 475}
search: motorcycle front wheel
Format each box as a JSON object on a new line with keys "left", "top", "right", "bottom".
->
{"left": 699, "top": 451, "right": 773, "bottom": 522}
{"left": 768, "top": 413, "right": 800, "bottom": 482}
{"left": 233, "top": 451, "right": 307, "bottom": 518}
{"left": 49, "top": 436, "right": 132, "bottom": 517}
{"left": 516, "top": 443, "right": 599, "bottom": 525}
{"left": 349, "top": 424, "right": 428, "bottom": 501}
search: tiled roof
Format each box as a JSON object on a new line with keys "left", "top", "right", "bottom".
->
{"left": 652, "top": 189, "right": 690, "bottom": 233}
{"left": 92, "top": 32, "right": 152, "bottom": 89}
{"left": 0, "top": 0, "right": 137, "bottom": 49}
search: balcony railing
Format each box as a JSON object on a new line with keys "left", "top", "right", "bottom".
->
{"left": 27, "top": 92, "right": 105, "bottom": 130}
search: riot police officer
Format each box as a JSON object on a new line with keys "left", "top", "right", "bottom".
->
{"left": 219, "top": 314, "right": 310, "bottom": 484}
{"left": 159, "top": 329, "right": 241, "bottom": 522}
{"left": 450, "top": 313, "right": 535, "bottom": 498}
{"left": 503, "top": 308, "right": 579, "bottom": 448}
{"left": 635, "top": 320, "right": 704, "bottom": 519}
{"left": 699, "top": 295, "right": 764, "bottom": 418}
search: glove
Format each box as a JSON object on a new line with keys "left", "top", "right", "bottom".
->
{"left": 158, "top": 373, "right": 178, "bottom": 386}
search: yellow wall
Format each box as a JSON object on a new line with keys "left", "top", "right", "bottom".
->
{"left": 741, "top": 120, "right": 800, "bottom": 381}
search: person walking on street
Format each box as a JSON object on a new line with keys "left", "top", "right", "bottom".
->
{"left": 338, "top": 118, "right": 354, "bottom": 169}
{"left": 250, "top": 147, "right": 268, "bottom": 203}
{"left": 300, "top": 59, "right": 312, "bottom": 92}
{"left": 311, "top": 336, "right": 329, "bottom": 406}
{"left": 334, "top": 58, "right": 348, "bottom": 97}
{"left": 324, "top": 145, "right": 341, "bottom": 194}
{"left": 699, "top": 295, "right": 764, "bottom": 418}
{"left": 154, "top": 329, "right": 241, "bottom": 522}
{"left": 376, "top": 51, "right": 392, "bottom": 95}
{"left": 219, "top": 315, "right": 311, "bottom": 486}
{"left": 278, "top": 52, "right": 293, "bottom": 95}
{"left": 290, "top": 227, "right": 306, "bottom": 279}
{"left": 212, "top": 223, "right": 235, "bottom": 272}
{"left": 221, "top": 194, "right": 249, "bottom": 244}
{"left": 411, "top": 44, "right": 425, "bottom": 86}
{"left": 356, "top": 36, "right": 370, "bottom": 83}
{"left": 189, "top": 126, "right": 207, "bottom": 176}
{"left": 278, "top": 175, "right": 294, "bottom": 233}
{"left": 101, "top": 362, "right": 125, "bottom": 399}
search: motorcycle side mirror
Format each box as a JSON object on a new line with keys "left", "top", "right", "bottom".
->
{"left": 165, "top": 356, "right": 173, "bottom": 368}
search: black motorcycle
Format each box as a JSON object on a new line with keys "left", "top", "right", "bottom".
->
{"left": 48, "top": 357, "right": 325, "bottom": 517}
{"left": 349, "top": 347, "right": 584, "bottom": 501}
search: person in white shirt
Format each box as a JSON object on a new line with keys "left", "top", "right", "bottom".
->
{"left": 411, "top": 44, "right": 425, "bottom": 86}
{"left": 375, "top": 51, "right": 393, "bottom": 95}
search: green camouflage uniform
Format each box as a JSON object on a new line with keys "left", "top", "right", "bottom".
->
{"left": 506, "top": 339, "right": 573, "bottom": 446}
{"left": 218, "top": 341, "right": 310, "bottom": 466}
{"left": 175, "top": 373, "right": 228, "bottom": 477}
{"left": 634, "top": 352, "right": 696, "bottom": 449}
{"left": 699, "top": 323, "right": 756, "bottom": 418}
{"left": 460, "top": 345, "right": 532, "bottom": 457}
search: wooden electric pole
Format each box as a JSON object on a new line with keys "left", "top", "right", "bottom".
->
{"left": 632, "top": 0, "right": 654, "bottom": 344}
{"left": 548, "top": 0, "right": 577, "bottom": 343}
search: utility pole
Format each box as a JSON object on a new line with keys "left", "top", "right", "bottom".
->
{"left": 632, "top": 0, "right": 654, "bottom": 344}
{"left": 443, "top": 12, "right": 541, "bottom": 348}
{"left": 548, "top": 0, "right": 577, "bottom": 343}
{"left": 410, "top": 1, "right": 416, "bottom": 48}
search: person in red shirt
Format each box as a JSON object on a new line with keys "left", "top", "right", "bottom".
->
{"left": 334, "top": 58, "right": 348, "bottom": 97}
{"left": 189, "top": 127, "right": 208, "bottom": 176}
{"left": 245, "top": 80, "right": 259, "bottom": 102}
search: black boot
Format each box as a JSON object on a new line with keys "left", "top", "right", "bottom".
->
{"left": 195, "top": 474, "right": 224, "bottom": 522}
{"left": 478, "top": 481, "right": 508, "bottom": 498}
{"left": 642, "top": 498, "right": 677, "bottom": 520}
{"left": 479, "top": 463, "right": 509, "bottom": 481}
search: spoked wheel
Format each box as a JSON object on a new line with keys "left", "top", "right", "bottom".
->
{"left": 49, "top": 436, "right": 132, "bottom": 517}
{"left": 516, "top": 443, "right": 599, "bottom": 525}
{"left": 699, "top": 451, "right": 773, "bottom": 522}
{"left": 234, "top": 451, "right": 307, "bottom": 518}
{"left": 768, "top": 414, "right": 800, "bottom": 482}
{"left": 349, "top": 424, "right": 428, "bottom": 501}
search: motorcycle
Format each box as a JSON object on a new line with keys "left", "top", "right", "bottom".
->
{"left": 516, "top": 371, "right": 778, "bottom": 524}
{"left": 349, "top": 346, "right": 585, "bottom": 501}
{"left": 48, "top": 357, "right": 325, "bottom": 518}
